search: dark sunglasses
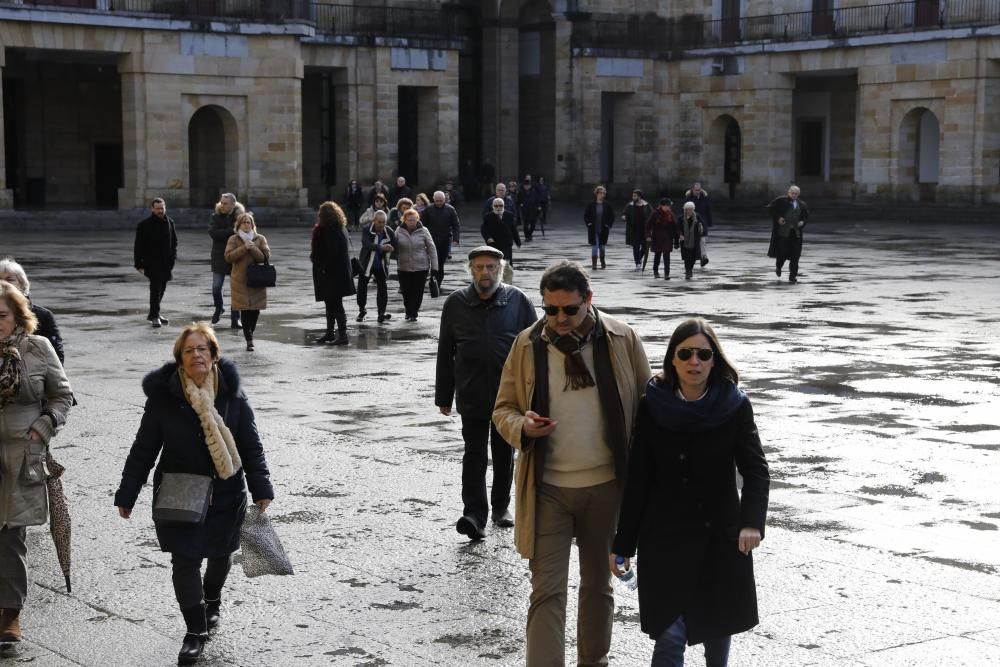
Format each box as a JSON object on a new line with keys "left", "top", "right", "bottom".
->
{"left": 542, "top": 302, "right": 586, "bottom": 317}
{"left": 676, "top": 347, "right": 714, "bottom": 362}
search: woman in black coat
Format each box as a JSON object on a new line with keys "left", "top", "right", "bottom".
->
{"left": 583, "top": 185, "right": 615, "bottom": 270}
{"left": 311, "top": 201, "right": 356, "bottom": 345}
{"left": 610, "top": 318, "right": 769, "bottom": 667}
{"left": 481, "top": 197, "right": 521, "bottom": 268}
{"left": 0, "top": 258, "right": 64, "bottom": 364}
{"left": 115, "top": 324, "right": 273, "bottom": 666}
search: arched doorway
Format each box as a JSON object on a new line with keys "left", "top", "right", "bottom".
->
{"left": 705, "top": 115, "right": 741, "bottom": 200}
{"left": 188, "top": 105, "right": 238, "bottom": 208}
{"left": 898, "top": 107, "right": 939, "bottom": 201}
{"left": 518, "top": 0, "right": 555, "bottom": 180}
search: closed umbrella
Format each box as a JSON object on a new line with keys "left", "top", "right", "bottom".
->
{"left": 45, "top": 453, "right": 72, "bottom": 593}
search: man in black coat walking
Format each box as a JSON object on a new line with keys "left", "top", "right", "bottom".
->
{"left": 422, "top": 191, "right": 461, "bottom": 288}
{"left": 134, "top": 198, "right": 178, "bottom": 328}
{"left": 208, "top": 193, "right": 242, "bottom": 328}
{"left": 767, "top": 184, "right": 809, "bottom": 283}
{"left": 436, "top": 246, "right": 537, "bottom": 540}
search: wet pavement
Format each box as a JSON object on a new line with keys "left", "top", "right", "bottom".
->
{"left": 1, "top": 203, "right": 999, "bottom": 666}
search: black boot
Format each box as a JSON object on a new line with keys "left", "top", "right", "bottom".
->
{"left": 599, "top": 249, "right": 606, "bottom": 269}
{"left": 329, "top": 330, "right": 350, "bottom": 346}
{"left": 210, "top": 307, "right": 223, "bottom": 325}
{"left": 204, "top": 598, "right": 221, "bottom": 631}
{"left": 317, "top": 330, "right": 336, "bottom": 344}
{"left": 178, "top": 605, "right": 208, "bottom": 665}
{"left": 592, "top": 256, "right": 598, "bottom": 270}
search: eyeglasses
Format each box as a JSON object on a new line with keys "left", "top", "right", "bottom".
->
{"left": 676, "top": 347, "right": 714, "bottom": 362}
{"left": 183, "top": 346, "right": 211, "bottom": 357}
{"left": 471, "top": 264, "right": 500, "bottom": 273}
{"left": 542, "top": 302, "right": 586, "bottom": 317}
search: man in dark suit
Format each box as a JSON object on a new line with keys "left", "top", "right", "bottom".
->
{"left": 134, "top": 198, "right": 178, "bottom": 328}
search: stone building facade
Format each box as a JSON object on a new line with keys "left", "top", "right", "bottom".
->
{"left": 1, "top": 0, "right": 998, "bottom": 212}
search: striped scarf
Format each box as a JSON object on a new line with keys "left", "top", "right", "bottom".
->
{"left": 544, "top": 311, "right": 597, "bottom": 391}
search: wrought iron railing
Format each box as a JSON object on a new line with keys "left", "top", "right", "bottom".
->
{"left": 572, "top": 0, "right": 1000, "bottom": 53}
{"left": 312, "top": 4, "right": 463, "bottom": 40}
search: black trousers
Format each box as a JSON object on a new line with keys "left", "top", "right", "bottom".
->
{"left": 434, "top": 244, "right": 449, "bottom": 285}
{"left": 775, "top": 236, "right": 803, "bottom": 277}
{"left": 171, "top": 553, "right": 233, "bottom": 609}
{"left": 241, "top": 309, "right": 260, "bottom": 341}
{"left": 357, "top": 271, "right": 389, "bottom": 316}
{"left": 398, "top": 270, "right": 427, "bottom": 318}
{"left": 324, "top": 298, "right": 346, "bottom": 333}
{"left": 652, "top": 251, "right": 671, "bottom": 276}
{"left": 681, "top": 246, "right": 698, "bottom": 276}
{"left": 460, "top": 416, "right": 514, "bottom": 526}
{"left": 523, "top": 213, "right": 538, "bottom": 240}
{"left": 147, "top": 277, "right": 167, "bottom": 319}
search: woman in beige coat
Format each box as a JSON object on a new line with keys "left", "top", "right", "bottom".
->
{"left": 224, "top": 212, "right": 271, "bottom": 351}
{"left": 0, "top": 280, "right": 73, "bottom": 646}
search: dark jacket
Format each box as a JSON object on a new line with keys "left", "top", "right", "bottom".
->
{"left": 134, "top": 214, "right": 178, "bottom": 281}
{"left": 435, "top": 284, "right": 537, "bottom": 419}
{"left": 367, "top": 183, "right": 389, "bottom": 208}
{"left": 767, "top": 196, "right": 809, "bottom": 258}
{"left": 684, "top": 190, "right": 714, "bottom": 228}
{"left": 678, "top": 213, "right": 706, "bottom": 258}
{"left": 311, "top": 223, "right": 356, "bottom": 300}
{"left": 345, "top": 183, "right": 365, "bottom": 211}
{"left": 359, "top": 224, "right": 395, "bottom": 278}
{"left": 209, "top": 210, "right": 239, "bottom": 275}
{"left": 389, "top": 185, "right": 414, "bottom": 208}
{"left": 622, "top": 200, "right": 654, "bottom": 246}
{"left": 30, "top": 303, "right": 64, "bottom": 364}
{"left": 516, "top": 186, "right": 541, "bottom": 223}
{"left": 612, "top": 381, "right": 769, "bottom": 644}
{"left": 481, "top": 211, "right": 520, "bottom": 263}
{"left": 645, "top": 209, "right": 679, "bottom": 254}
{"left": 114, "top": 358, "right": 274, "bottom": 558}
{"left": 421, "top": 203, "right": 462, "bottom": 249}
{"left": 584, "top": 200, "right": 616, "bottom": 245}
{"left": 483, "top": 193, "right": 516, "bottom": 218}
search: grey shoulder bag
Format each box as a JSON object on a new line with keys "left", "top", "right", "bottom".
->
{"left": 153, "top": 473, "right": 213, "bottom": 524}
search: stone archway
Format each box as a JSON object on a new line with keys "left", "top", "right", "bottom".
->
{"left": 705, "top": 114, "right": 741, "bottom": 200}
{"left": 898, "top": 107, "right": 940, "bottom": 201}
{"left": 188, "top": 105, "right": 238, "bottom": 208}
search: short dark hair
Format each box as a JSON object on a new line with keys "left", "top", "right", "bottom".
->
{"left": 662, "top": 318, "right": 739, "bottom": 389}
{"left": 658, "top": 198, "right": 672, "bottom": 207}
{"left": 539, "top": 260, "right": 590, "bottom": 298}
{"left": 632, "top": 189, "right": 643, "bottom": 198}
{"left": 151, "top": 198, "right": 165, "bottom": 206}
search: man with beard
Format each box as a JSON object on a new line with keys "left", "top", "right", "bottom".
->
{"left": 436, "top": 246, "right": 537, "bottom": 540}
{"left": 134, "top": 198, "right": 178, "bottom": 328}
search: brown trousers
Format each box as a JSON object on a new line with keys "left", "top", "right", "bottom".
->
{"left": 526, "top": 480, "right": 620, "bottom": 667}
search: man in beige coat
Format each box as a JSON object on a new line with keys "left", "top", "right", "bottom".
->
{"left": 493, "top": 260, "right": 650, "bottom": 666}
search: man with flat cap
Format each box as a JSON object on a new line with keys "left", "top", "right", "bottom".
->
{"left": 436, "top": 246, "right": 538, "bottom": 540}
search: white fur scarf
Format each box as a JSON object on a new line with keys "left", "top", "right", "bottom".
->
{"left": 181, "top": 369, "right": 242, "bottom": 479}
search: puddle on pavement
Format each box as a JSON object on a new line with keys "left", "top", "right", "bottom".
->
{"left": 370, "top": 600, "right": 422, "bottom": 611}
{"left": 958, "top": 520, "right": 997, "bottom": 531}
{"left": 919, "top": 556, "right": 996, "bottom": 575}
{"left": 857, "top": 485, "right": 926, "bottom": 499}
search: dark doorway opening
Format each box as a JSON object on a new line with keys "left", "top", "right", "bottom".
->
{"left": 188, "top": 107, "right": 227, "bottom": 208}
{"left": 798, "top": 120, "right": 824, "bottom": 177}
{"left": 721, "top": 0, "right": 741, "bottom": 43}
{"left": 398, "top": 87, "right": 419, "bottom": 182}
{"left": 600, "top": 93, "right": 616, "bottom": 184}
{"left": 724, "top": 119, "right": 741, "bottom": 199}
{"left": 94, "top": 143, "right": 122, "bottom": 208}
{"left": 915, "top": 0, "right": 939, "bottom": 27}
{"left": 812, "top": 0, "right": 834, "bottom": 35}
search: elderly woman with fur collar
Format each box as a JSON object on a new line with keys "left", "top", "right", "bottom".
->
{"left": 115, "top": 323, "right": 273, "bottom": 665}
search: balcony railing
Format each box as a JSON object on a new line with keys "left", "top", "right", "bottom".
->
{"left": 312, "top": 4, "right": 463, "bottom": 41}
{"left": 572, "top": 0, "right": 1000, "bottom": 53}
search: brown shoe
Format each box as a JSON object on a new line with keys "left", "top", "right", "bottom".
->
{"left": 0, "top": 608, "right": 22, "bottom": 642}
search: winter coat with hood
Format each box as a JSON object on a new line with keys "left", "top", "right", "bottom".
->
{"left": 612, "top": 376, "right": 769, "bottom": 645}
{"left": 311, "top": 222, "right": 357, "bottom": 301}
{"left": 394, "top": 222, "right": 438, "bottom": 273}
{"left": 209, "top": 201, "right": 245, "bottom": 275}
{"left": 224, "top": 232, "right": 271, "bottom": 311}
{"left": 0, "top": 335, "right": 73, "bottom": 528}
{"left": 113, "top": 357, "right": 273, "bottom": 557}
{"left": 622, "top": 199, "right": 653, "bottom": 246}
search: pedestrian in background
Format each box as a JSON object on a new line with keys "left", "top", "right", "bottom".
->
{"left": 483, "top": 182, "right": 515, "bottom": 218}
{"left": 646, "top": 199, "right": 679, "bottom": 280}
{"left": 356, "top": 209, "right": 395, "bottom": 324}
{"left": 361, "top": 194, "right": 391, "bottom": 231}
{"left": 311, "top": 201, "right": 355, "bottom": 345}
{"left": 436, "top": 246, "right": 536, "bottom": 541}
{"left": 367, "top": 180, "right": 389, "bottom": 208}
{"left": 0, "top": 258, "right": 64, "bottom": 364}
{"left": 115, "top": 324, "right": 273, "bottom": 666}
{"left": 767, "top": 185, "right": 809, "bottom": 284}
{"left": 678, "top": 202, "right": 705, "bottom": 280}
{"left": 414, "top": 192, "right": 431, "bottom": 214}
{"left": 517, "top": 177, "right": 542, "bottom": 242}
{"left": 344, "top": 179, "right": 365, "bottom": 231}
{"left": 481, "top": 197, "right": 520, "bottom": 281}
{"left": 387, "top": 197, "right": 412, "bottom": 232}
{"left": 224, "top": 212, "right": 271, "bottom": 352}
{"left": 209, "top": 193, "right": 243, "bottom": 328}
{"left": 536, "top": 176, "right": 551, "bottom": 230}
{"left": 390, "top": 176, "right": 414, "bottom": 208}
{"left": 584, "top": 185, "right": 615, "bottom": 271}
{"left": 493, "top": 260, "right": 651, "bottom": 666}
{"left": 0, "top": 281, "right": 73, "bottom": 647}
{"left": 623, "top": 189, "right": 653, "bottom": 272}
{"left": 393, "top": 208, "right": 437, "bottom": 322}
{"left": 134, "top": 198, "right": 177, "bottom": 328}
{"left": 422, "top": 191, "right": 461, "bottom": 289}
{"left": 685, "top": 182, "right": 713, "bottom": 267}
{"left": 611, "top": 318, "right": 769, "bottom": 667}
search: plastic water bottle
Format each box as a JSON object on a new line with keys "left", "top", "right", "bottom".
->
{"left": 615, "top": 556, "right": 638, "bottom": 591}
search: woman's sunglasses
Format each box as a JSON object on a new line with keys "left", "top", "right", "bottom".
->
{"left": 542, "top": 303, "right": 585, "bottom": 316}
{"left": 676, "top": 347, "right": 714, "bottom": 362}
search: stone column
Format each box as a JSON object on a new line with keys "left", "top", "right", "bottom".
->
{"left": 0, "top": 51, "right": 12, "bottom": 209}
{"left": 481, "top": 19, "right": 519, "bottom": 182}
{"left": 118, "top": 55, "right": 148, "bottom": 209}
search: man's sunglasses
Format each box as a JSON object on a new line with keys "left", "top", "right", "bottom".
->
{"left": 676, "top": 347, "right": 714, "bottom": 362}
{"left": 542, "top": 303, "right": 586, "bottom": 316}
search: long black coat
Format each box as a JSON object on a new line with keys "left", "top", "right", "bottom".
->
{"left": 30, "top": 303, "right": 64, "bottom": 364}
{"left": 311, "top": 223, "right": 356, "bottom": 301}
{"left": 766, "top": 196, "right": 809, "bottom": 258}
{"left": 209, "top": 211, "right": 238, "bottom": 274}
{"left": 612, "top": 384, "right": 769, "bottom": 645}
{"left": 584, "top": 201, "right": 615, "bottom": 245}
{"left": 114, "top": 358, "right": 274, "bottom": 558}
{"left": 134, "top": 214, "right": 178, "bottom": 281}
{"left": 480, "top": 211, "right": 520, "bottom": 263}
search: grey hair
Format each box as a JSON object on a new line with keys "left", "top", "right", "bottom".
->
{"left": 433, "top": 190, "right": 445, "bottom": 200}
{"left": 0, "top": 257, "right": 29, "bottom": 294}
{"left": 683, "top": 201, "right": 696, "bottom": 210}
{"left": 373, "top": 210, "right": 388, "bottom": 222}
{"left": 492, "top": 198, "right": 505, "bottom": 208}
{"left": 466, "top": 256, "right": 507, "bottom": 276}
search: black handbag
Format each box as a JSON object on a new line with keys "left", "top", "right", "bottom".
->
{"left": 428, "top": 273, "right": 440, "bottom": 298}
{"left": 247, "top": 261, "right": 276, "bottom": 288}
{"left": 152, "top": 473, "right": 213, "bottom": 524}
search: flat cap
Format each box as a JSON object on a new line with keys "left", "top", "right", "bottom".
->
{"left": 468, "top": 245, "right": 505, "bottom": 260}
